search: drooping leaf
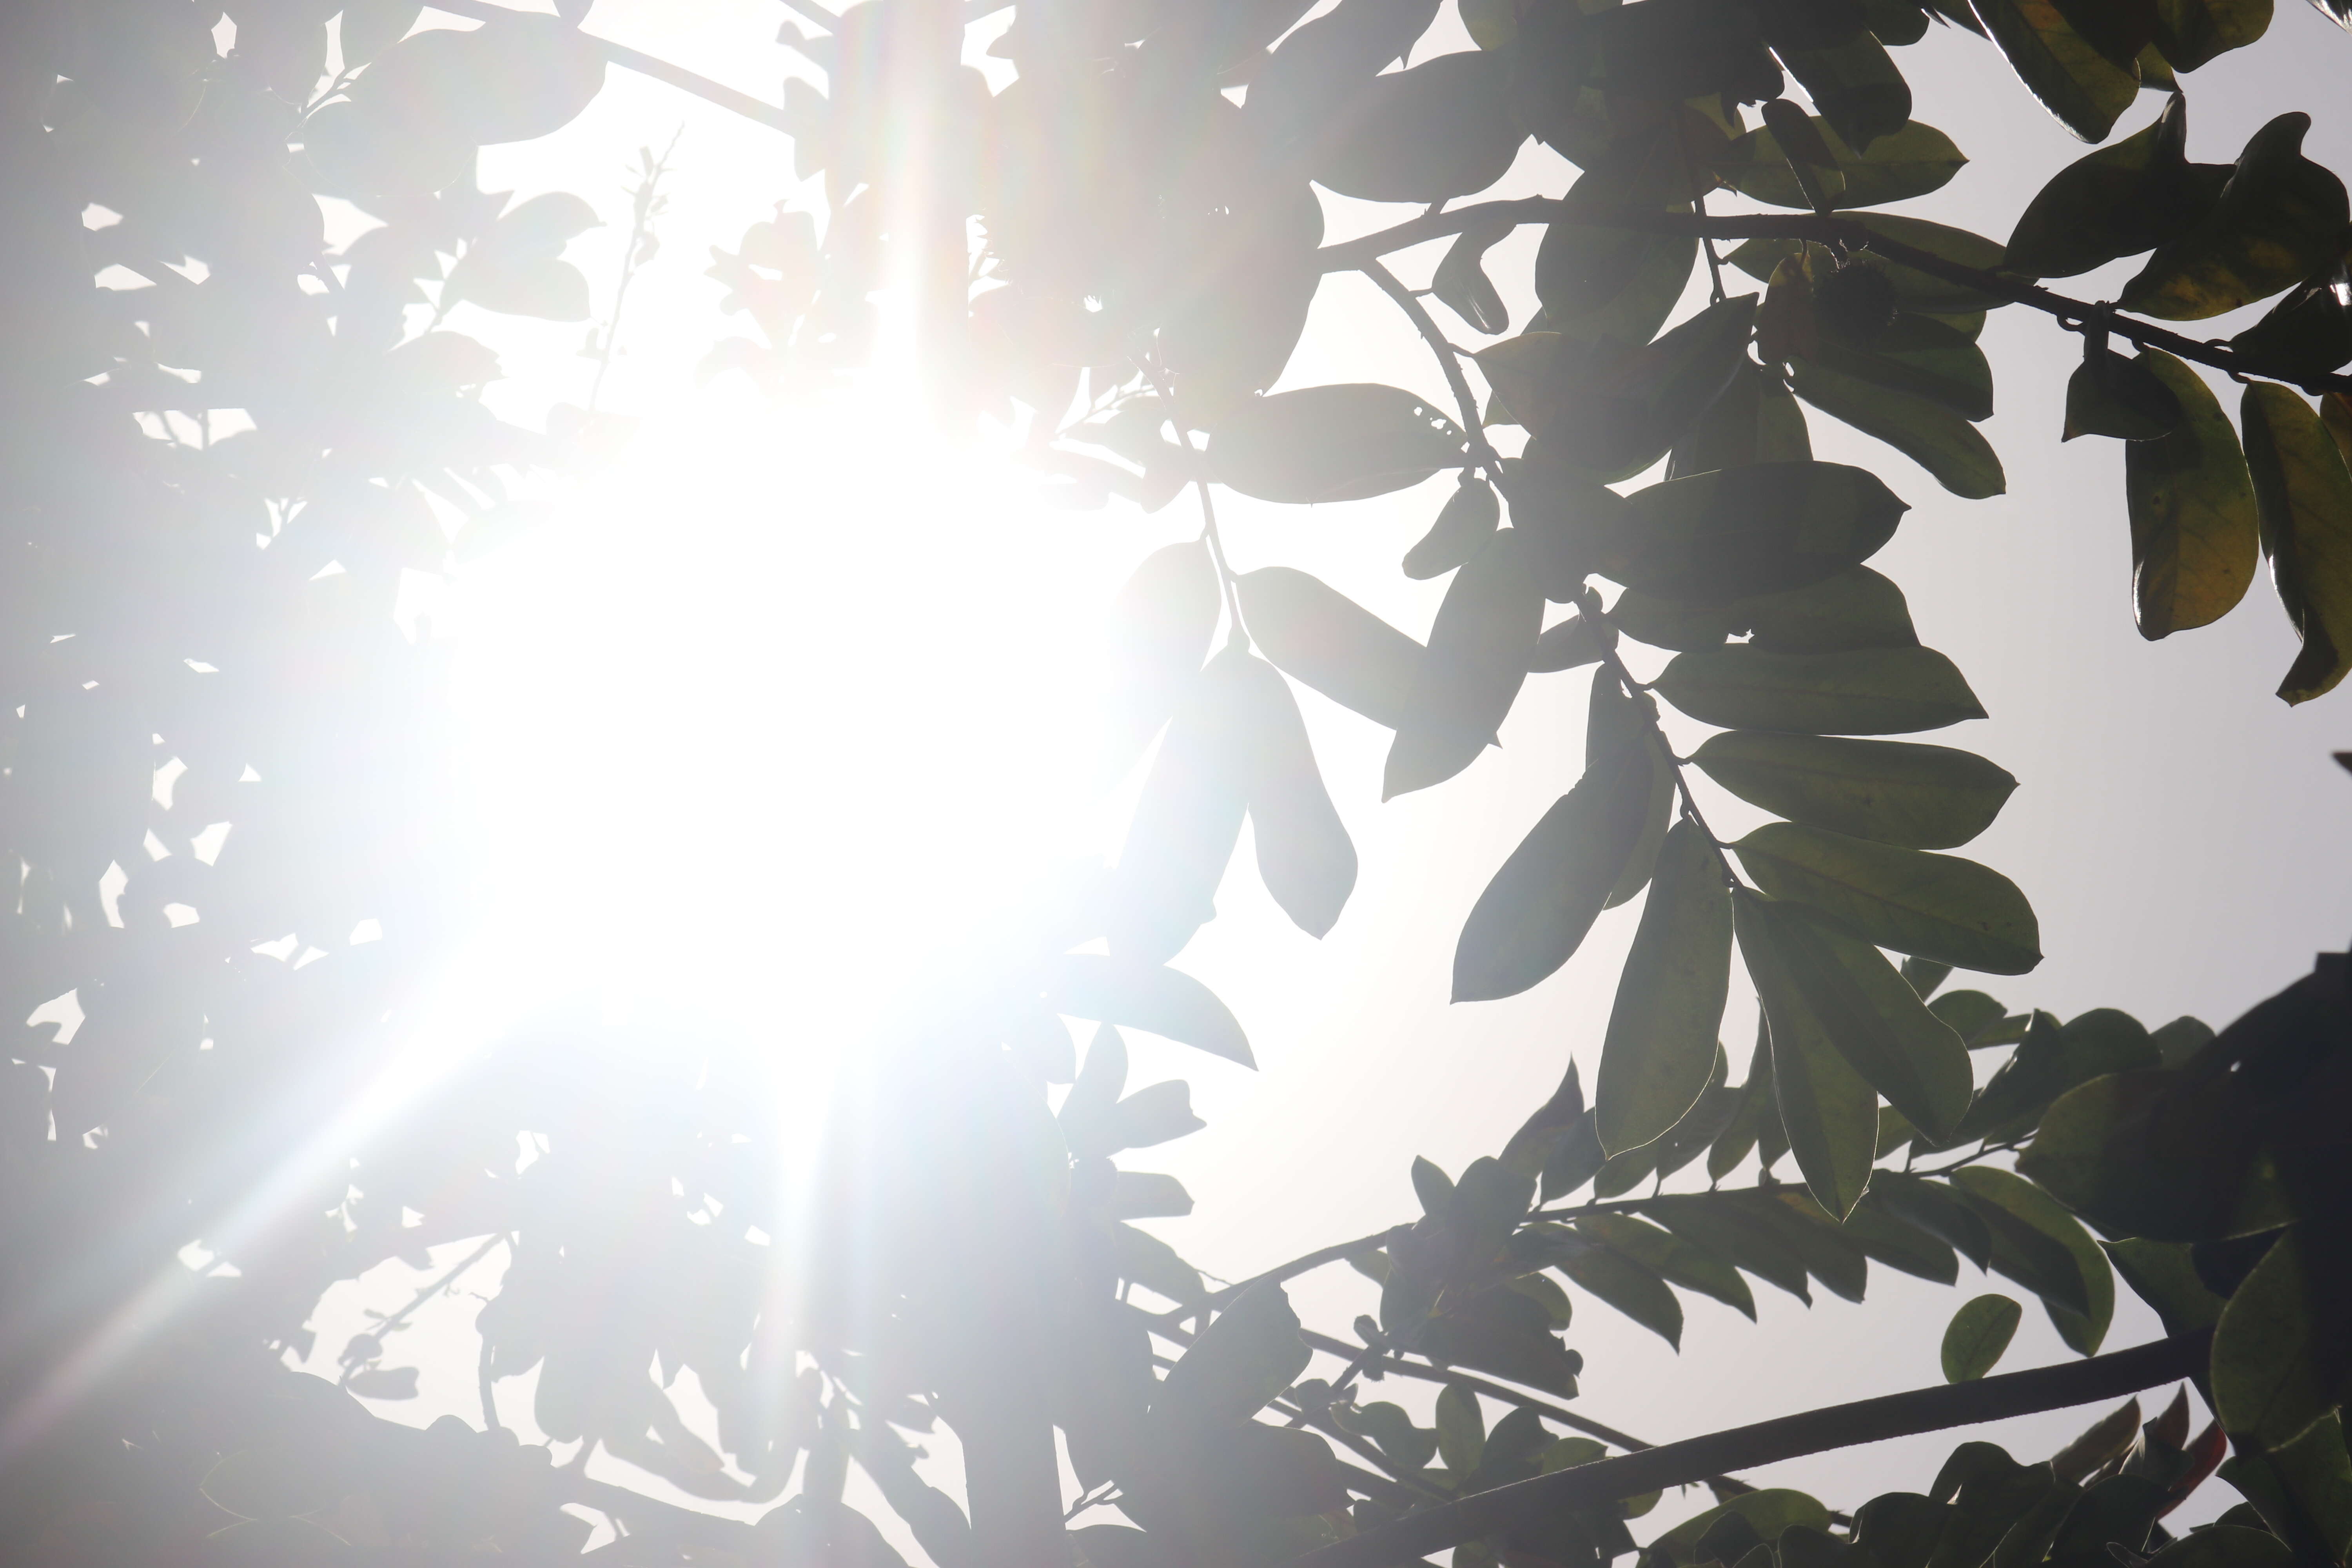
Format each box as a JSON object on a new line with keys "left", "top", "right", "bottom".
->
{"left": 1386, "top": 529, "right": 1544, "bottom": 797}
{"left": 1221, "top": 653, "right": 1359, "bottom": 938}
{"left": 1050, "top": 956, "right": 1254, "bottom": 1067}
{"left": 1237, "top": 567, "right": 1426, "bottom": 729}
{"left": 2123, "top": 114, "right": 2352, "bottom": 320}
{"left": 1743, "top": 565, "right": 1922, "bottom": 653}
{"left": 1210, "top": 385, "right": 1468, "bottom": 503}
{"left": 1595, "top": 822, "right": 1735, "bottom": 1154}
{"left": 1453, "top": 745, "right": 1657, "bottom": 1002}
{"left": 1871, "top": 1171, "right": 1996, "bottom": 1268}
{"left": 2229, "top": 261, "right": 2352, "bottom": 381}
{"left": 1975, "top": 0, "right": 2144, "bottom": 140}
{"left": 2005, "top": 97, "right": 2228, "bottom": 279}
{"left": 1952, "top": 1167, "right": 2115, "bottom": 1354}
{"left": 1789, "top": 361, "right": 2007, "bottom": 500}
{"left": 2064, "top": 347, "right": 2185, "bottom": 441}
{"left": 1732, "top": 822, "right": 2043, "bottom": 974}
{"left": 1653, "top": 645, "right": 1987, "bottom": 734}
{"left": 1943, "top": 1294, "right": 2025, "bottom": 1382}
{"left": 1735, "top": 893, "right": 1886, "bottom": 1218}
{"left": 2240, "top": 383, "right": 2352, "bottom": 702}
{"left": 1693, "top": 733, "right": 2016, "bottom": 848}
{"left": 1555, "top": 1241, "right": 1684, "bottom": 1348}
{"left": 1723, "top": 118, "right": 1967, "bottom": 209}
{"left": 1595, "top": 461, "right": 1909, "bottom": 603}
{"left": 2125, "top": 350, "right": 2260, "bottom": 639}
{"left": 1807, "top": 312, "right": 1996, "bottom": 422}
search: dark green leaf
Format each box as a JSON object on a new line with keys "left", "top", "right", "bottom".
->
{"left": 1436, "top": 1384, "right": 1486, "bottom": 1474}
{"left": 1536, "top": 185, "right": 1698, "bottom": 348}
{"left": 1902, "top": 957, "right": 1955, "bottom": 998}
{"left": 1871, "top": 1171, "right": 1996, "bottom": 1268}
{"left": 1387, "top": 529, "right": 1545, "bottom": 797}
{"left": 1706, "top": 1022, "right": 1777, "bottom": 1180}
{"left": 2241, "top": 383, "right": 2352, "bottom": 702}
{"left": 2123, "top": 114, "right": 2351, "bottom": 320}
{"left": 1315, "top": 53, "right": 1526, "bottom": 203}
{"left": 1597, "top": 461, "right": 1908, "bottom": 604}
{"left": 1652, "top": 1493, "right": 1834, "bottom": 1563}
{"left": 1731, "top": 822, "right": 2043, "bottom": 975}
{"left": 1842, "top": 1191, "right": 1960, "bottom": 1282}
{"left": 2005, "top": 97, "right": 2227, "bottom": 278}
{"left": 1735, "top": 893, "right": 1885, "bottom": 1218}
{"left": 1577, "top": 1213, "right": 1758, "bottom": 1319}
{"left": 1732, "top": 218, "right": 2013, "bottom": 313}
{"left": 1653, "top": 644, "right": 1987, "bottom": 733}
{"left": 1952, "top": 1167, "right": 2114, "bottom": 1354}
{"left": 1597, "top": 823, "right": 1735, "bottom": 1153}
{"left": 1107, "top": 659, "right": 1249, "bottom": 962}
{"left": 1210, "top": 385, "right": 1468, "bottom": 503}
{"left": 1669, "top": 361, "right": 1815, "bottom": 479}
{"left": 2104, "top": 1238, "right": 2228, "bottom": 1336}
{"left": 2140, "top": 1528, "right": 2295, "bottom": 1568}
{"left": 2151, "top": 0, "right": 2271, "bottom": 68}
{"left": 1644, "top": 1191, "right": 1815, "bottom": 1303}
{"left": 1724, "top": 118, "right": 1967, "bottom": 209}
{"left": 1493, "top": 297, "right": 1760, "bottom": 482}
{"left": 2228, "top": 261, "right": 2352, "bottom": 380}
{"left": 1238, "top": 567, "right": 1426, "bottom": 730}
{"left": 1943, "top": 1295, "right": 2024, "bottom": 1382}
{"left": 1789, "top": 361, "right": 2007, "bottom": 500}
{"left": 1556, "top": 1241, "right": 1684, "bottom": 1348}
{"left": 1777, "top": 33, "right": 1913, "bottom": 151}
{"left": 1692, "top": 733, "right": 2017, "bottom": 848}
{"left": 2123, "top": 351, "right": 2261, "bottom": 638}
{"left": 1970, "top": 0, "right": 2140, "bottom": 142}
{"left": 1927, "top": 988, "right": 2012, "bottom": 1044}
{"left": 2063, "top": 348, "right": 2185, "bottom": 442}
{"left": 1743, "top": 565, "right": 1921, "bottom": 653}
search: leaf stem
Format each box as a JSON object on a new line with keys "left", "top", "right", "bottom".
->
{"left": 1142, "top": 362, "right": 1250, "bottom": 647}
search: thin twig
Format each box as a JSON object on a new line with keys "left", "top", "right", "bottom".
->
{"left": 588, "top": 127, "right": 683, "bottom": 414}
{"left": 425, "top": 0, "right": 797, "bottom": 132}
{"left": 1286, "top": 1331, "right": 2213, "bottom": 1568}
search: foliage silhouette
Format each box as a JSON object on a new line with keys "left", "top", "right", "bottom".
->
{"left": 1, "top": 0, "right": 2350, "bottom": 1566}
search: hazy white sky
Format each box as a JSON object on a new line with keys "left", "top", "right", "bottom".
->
{"left": 316, "top": 0, "right": 2352, "bottom": 1545}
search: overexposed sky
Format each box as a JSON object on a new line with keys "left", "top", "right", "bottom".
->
{"left": 312, "top": 0, "right": 2352, "bottom": 1543}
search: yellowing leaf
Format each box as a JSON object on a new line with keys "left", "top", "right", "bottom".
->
{"left": 1970, "top": 0, "right": 2140, "bottom": 142}
{"left": 2240, "top": 384, "right": 2352, "bottom": 702}
{"left": 2125, "top": 351, "right": 2259, "bottom": 639}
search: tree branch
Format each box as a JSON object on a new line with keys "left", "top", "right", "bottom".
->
{"left": 1283, "top": 1330, "right": 2213, "bottom": 1568}
{"left": 426, "top": 0, "right": 797, "bottom": 132}
{"left": 1319, "top": 203, "right": 2352, "bottom": 398}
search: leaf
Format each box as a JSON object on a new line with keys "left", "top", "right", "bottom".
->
{"left": 1653, "top": 645, "right": 1987, "bottom": 734}
{"left": 1490, "top": 298, "right": 1760, "bottom": 481}
{"left": 1334, "top": 1403, "right": 1438, "bottom": 1472}
{"left": 1386, "top": 528, "right": 1545, "bottom": 797}
{"left": 1735, "top": 894, "right": 1884, "bottom": 1218}
{"left": 1928, "top": 989, "right": 2013, "bottom": 1045}
{"left": 1951, "top": 1167, "right": 2115, "bottom": 1354}
{"left": 1733, "top": 218, "right": 2015, "bottom": 313}
{"left": 2125, "top": 351, "right": 2260, "bottom": 640}
{"left": 1556, "top": 1242, "right": 1684, "bottom": 1348}
{"left": 1692, "top": 733, "right": 2016, "bottom": 849}
{"left": 1723, "top": 118, "right": 1967, "bottom": 209}
{"left": 2211, "top": 1231, "right": 2334, "bottom": 1447}
{"left": 1597, "top": 462, "right": 1909, "bottom": 604}
{"left": 1902, "top": 957, "right": 1954, "bottom": 998}
{"left": 2141, "top": 1529, "right": 2294, "bottom": 1568}
{"left": 1807, "top": 312, "right": 1996, "bottom": 422}
{"left": 1434, "top": 221, "right": 1514, "bottom": 337}
{"left": 342, "top": 0, "right": 426, "bottom": 67}
{"left": 1051, "top": 956, "right": 1254, "bottom": 1067}
{"left": 1435, "top": 1384, "right": 1486, "bottom": 1474}
{"left": 1943, "top": 1295, "right": 2025, "bottom": 1382}
{"left": 1731, "top": 822, "right": 2043, "bottom": 974}
{"left": 1735, "top": 888, "right": 1976, "bottom": 1142}
{"left": 1843, "top": 1190, "right": 1959, "bottom": 1282}
{"left": 1670, "top": 362, "right": 1815, "bottom": 478}
{"left": 2228, "top": 261, "right": 2352, "bottom": 380}
{"left": 1114, "top": 1172, "right": 1196, "bottom": 1219}
{"left": 1969, "top": 0, "right": 2140, "bottom": 141}
{"left": 352, "top": 15, "right": 606, "bottom": 146}
{"left": 1238, "top": 567, "right": 1426, "bottom": 729}
{"left": 1777, "top": 33, "right": 1913, "bottom": 152}
{"left": 1592, "top": 680, "right": 1675, "bottom": 909}
{"left": 1871, "top": 1172, "right": 1996, "bottom": 1268}
{"left": 1106, "top": 1081, "right": 1210, "bottom": 1153}
{"left": 1744, "top": 565, "right": 1921, "bottom": 652}
{"left": 2104, "top": 1239, "right": 2228, "bottom": 1336}
{"left": 1315, "top": 53, "right": 1526, "bottom": 203}
{"left": 1114, "top": 1223, "right": 1206, "bottom": 1303}
{"left": 2123, "top": 114, "right": 2352, "bottom": 320}
{"left": 2005, "top": 97, "right": 2228, "bottom": 279}
{"left": 1222, "top": 654, "right": 1359, "bottom": 937}
{"left": 1595, "top": 823, "right": 1735, "bottom": 1154}
{"left": 1576, "top": 1212, "right": 1757, "bottom": 1319}
{"left": 1789, "top": 362, "right": 2008, "bottom": 500}
{"left": 1109, "top": 661, "right": 1250, "bottom": 962}
{"left": 1209, "top": 385, "right": 1467, "bottom": 503}
{"left": 1652, "top": 1493, "right": 1835, "bottom": 1564}
{"left": 1105, "top": 541, "right": 1221, "bottom": 772}
{"left": 1962, "top": 1007, "right": 2164, "bottom": 1142}
{"left": 1452, "top": 746, "right": 1657, "bottom": 1002}
{"left": 1536, "top": 196, "right": 1699, "bottom": 348}
{"left": 1155, "top": 1281, "right": 1309, "bottom": 1433}
{"left": 1531, "top": 612, "right": 1615, "bottom": 672}
{"left": 2152, "top": 0, "right": 2273, "bottom": 68}
{"left": 2241, "top": 384, "right": 2352, "bottom": 702}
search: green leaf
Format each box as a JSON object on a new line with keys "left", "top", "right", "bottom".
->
{"left": 1334, "top": 1402, "right": 1439, "bottom": 1472}
{"left": 1536, "top": 193, "right": 1698, "bottom": 348}
{"left": 1386, "top": 529, "right": 1545, "bottom": 797}
{"left": 1453, "top": 745, "right": 1657, "bottom": 1002}
{"left": 2020, "top": 1063, "right": 2291, "bottom": 1241}
{"left": 1405, "top": 476, "right": 1503, "bottom": 581}
{"left": 1734, "top": 889, "right": 1976, "bottom": 1140}
{"left": 1962, "top": 1007, "right": 2163, "bottom": 1142}
{"left": 2241, "top": 383, "right": 2352, "bottom": 702}
{"left": 1694, "top": 733, "right": 2016, "bottom": 849}
{"left": 1556, "top": 1242, "right": 1684, "bottom": 1348}
{"left": 1871, "top": 1171, "right": 1996, "bottom": 1268}
{"left": 1706, "top": 1024, "right": 1777, "bottom": 1180}
{"left": 1210, "top": 385, "right": 1468, "bottom": 503}
{"left": 1435, "top": 1384, "right": 1486, "bottom": 1474}
{"left": 1951, "top": 1167, "right": 2114, "bottom": 1354}
{"left": 1597, "top": 462, "right": 1909, "bottom": 604}
{"left": 1577, "top": 1212, "right": 1758, "bottom": 1319}
{"left": 2259, "top": 1414, "right": 2352, "bottom": 1563}
{"left": 2122, "top": 114, "right": 2352, "bottom": 320}
{"left": 1777, "top": 33, "right": 1913, "bottom": 151}
{"left": 2212, "top": 1232, "right": 2334, "bottom": 1447}
{"left": 1970, "top": 0, "right": 2140, "bottom": 142}
{"left": 1493, "top": 298, "right": 1761, "bottom": 482}
{"left": 1669, "top": 362, "right": 1815, "bottom": 479}
{"left": 1314, "top": 53, "right": 1525, "bottom": 203}
{"left": 2064, "top": 348, "right": 2185, "bottom": 442}
{"left": 1724, "top": 118, "right": 1967, "bottom": 209}
{"left": 1051, "top": 956, "right": 1254, "bottom": 1068}
{"left": 2152, "top": 0, "right": 2272, "bottom": 66}
{"left": 1943, "top": 1295, "right": 2025, "bottom": 1382}
{"left": 2228, "top": 261, "right": 2352, "bottom": 380}
{"left": 2103, "top": 1238, "right": 2228, "bottom": 1336}
{"left": 2141, "top": 1528, "right": 2294, "bottom": 1568}
{"left": 1735, "top": 895, "right": 1884, "bottom": 1218}
{"left": 1434, "top": 221, "right": 1514, "bottom": 337}
{"left": 1844, "top": 1190, "right": 1960, "bottom": 1282}
{"left": 1653, "top": 645, "right": 1986, "bottom": 734}
{"left": 1927, "top": 988, "right": 2013, "bottom": 1045}
{"left": 1590, "top": 681, "right": 1674, "bottom": 909}
{"left": 1222, "top": 654, "right": 1358, "bottom": 937}
{"left": 1596, "top": 822, "right": 1735, "bottom": 1154}
{"left": 1809, "top": 312, "right": 1996, "bottom": 423}
{"left": 2125, "top": 351, "right": 2260, "bottom": 640}
{"left": 1731, "top": 822, "right": 2042, "bottom": 975}
{"left": 2004, "top": 98, "right": 2227, "bottom": 279}
{"left": 1732, "top": 218, "right": 2013, "bottom": 314}
{"left": 1238, "top": 567, "right": 1426, "bottom": 730}
{"left": 1425, "top": 1285, "right": 1585, "bottom": 1395}
{"left": 1645, "top": 1191, "right": 1815, "bottom": 1303}
{"left": 1652, "top": 1493, "right": 1835, "bottom": 1564}
{"left": 1107, "top": 660, "right": 1249, "bottom": 962}
{"left": 1743, "top": 566, "right": 1922, "bottom": 653}
{"left": 1156, "top": 1281, "right": 1309, "bottom": 1433}
{"left": 1609, "top": 592, "right": 1744, "bottom": 652}
{"left": 1789, "top": 362, "right": 2007, "bottom": 500}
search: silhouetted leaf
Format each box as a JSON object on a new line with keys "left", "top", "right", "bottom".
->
{"left": 1653, "top": 645, "right": 1987, "bottom": 733}
{"left": 1221, "top": 653, "right": 1358, "bottom": 937}
{"left": 1735, "top": 893, "right": 1885, "bottom": 1218}
{"left": 1943, "top": 1294, "right": 2024, "bottom": 1382}
{"left": 2064, "top": 348, "right": 2185, "bottom": 441}
{"left": 1105, "top": 541, "right": 1221, "bottom": 773}
{"left": 1556, "top": 1240, "right": 1684, "bottom": 1348}
{"left": 1315, "top": 53, "right": 1526, "bottom": 203}
{"left": 1536, "top": 193, "right": 1699, "bottom": 348}
{"left": 1596, "top": 822, "right": 1734, "bottom": 1154}
{"left": 2123, "top": 114, "right": 2351, "bottom": 319}
{"left": 1051, "top": 956, "right": 1254, "bottom": 1067}
{"left": 1669, "top": 362, "right": 1815, "bottom": 478}
{"left": 1530, "top": 612, "right": 1615, "bottom": 672}
{"left": 2125, "top": 350, "right": 2259, "bottom": 639}
{"left": 1778, "top": 33, "right": 1913, "bottom": 152}
{"left": 1953, "top": 1167, "right": 2114, "bottom": 1353}
{"left": 2152, "top": 0, "right": 2272, "bottom": 67}
{"left": 1156, "top": 1281, "right": 1307, "bottom": 1432}
{"left": 1970, "top": 0, "right": 2143, "bottom": 141}
{"left": 1732, "top": 822, "right": 2043, "bottom": 974}
{"left": 1434, "top": 221, "right": 1514, "bottom": 336}
{"left": 1238, "top": 567, "right": 1426, "bottom": 729}
{"left": 1595, "top": 461, "right": 1908, "bottom": 603}
{"left": 2005, "top": 97, "right": 2227, "bottom": 278}
{"left": 2241, "top": 383, "right": 2352, "bottom": 702}
{"left": 1210, "top": 385, "right": 1467, "bottom": 503}
{"left": 1386, "top": 528, "right": 1544, "bottom": 796}
{"left": 1693, "top": 733, "right": 2016, "bottom": 848}
{"left": 1651, "top": 1492, "right": 1834, "bottom": 1563}
{"left": 1724, "top": 118, "right": 1967, "bottom": 209}
{"left": 1790, "top": 362, "right": 2007, "bottom": 499}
